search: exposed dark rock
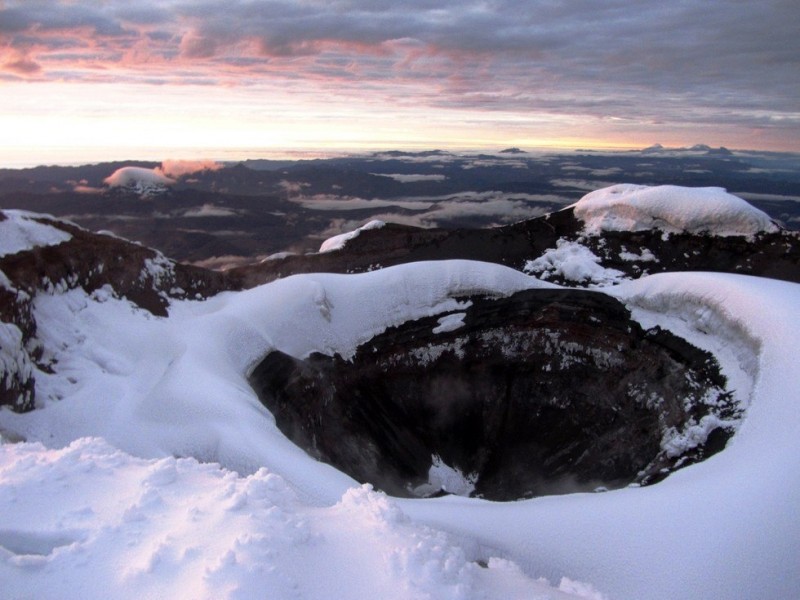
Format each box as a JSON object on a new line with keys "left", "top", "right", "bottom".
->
{"left": 579, "top": 227, "right": 800, "bottom": 284}
{"left": 0, "top": 285, "right": 36, "bottom": 411}
{"left": 0, "top": 216, "right": 231, "bottom": 316}
{"left": 250, "top": 288, "right": 738, "bottom": 501}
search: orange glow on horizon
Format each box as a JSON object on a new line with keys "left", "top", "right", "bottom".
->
{"left": 1, "top": 78, "right": 796, "bottom": 168}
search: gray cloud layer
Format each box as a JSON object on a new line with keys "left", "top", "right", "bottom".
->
{"left": 2, "top": 0, "right": 798, "bottom": 146}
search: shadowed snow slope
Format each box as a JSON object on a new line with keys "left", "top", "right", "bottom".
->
{"left": 1, "top": 259, "right": 798, "bottom": 599}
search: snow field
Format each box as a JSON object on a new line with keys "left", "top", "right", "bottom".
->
{"left": 0, "top": 438, "right": 588, "bottom": 600}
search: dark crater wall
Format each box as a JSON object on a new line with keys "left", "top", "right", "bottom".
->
{"left": 250, "top": 288, "right": 740, "bottom": 501}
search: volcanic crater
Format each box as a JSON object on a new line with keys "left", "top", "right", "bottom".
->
{"left": 250, "top": 288, "right": 741, "bottom": 501}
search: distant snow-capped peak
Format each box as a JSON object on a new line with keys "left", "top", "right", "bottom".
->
{"left": 104, "top": 166, "right": 175, "bottom": 196}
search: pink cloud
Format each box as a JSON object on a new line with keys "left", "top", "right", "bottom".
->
{"left": 179, "top": 32, "right": 220, "bottom": 59}
{"left": 158, "top": 160, "right": 222, "bottom": 178}
{"left": 3, "top": 56, "right": 41, "bottom": 75}
{"left": 73, "top": 185, "right": 104, "bottom": 194}
{"left": 0, "top": 1, "right": 797, "bottom": 151}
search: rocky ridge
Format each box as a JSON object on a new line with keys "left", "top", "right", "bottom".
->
{"left": 0, "top": 210, "right": 228, "bottom": 411}
{"left": 229, "top": 206, "right": 800, "bottom": 288}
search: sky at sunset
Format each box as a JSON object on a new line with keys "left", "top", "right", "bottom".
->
{"left": 1, "top": 0, "right": 798, "bottom": 166}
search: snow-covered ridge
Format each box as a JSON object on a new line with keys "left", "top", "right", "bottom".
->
{"left": 574, "top": 184, "right": 778, "bottom": 236}
{"left": 0, "top": 210, "right": 72, "bottom": 257}
{"left": 319, "top": 219, "right": 385, "bottom": 253}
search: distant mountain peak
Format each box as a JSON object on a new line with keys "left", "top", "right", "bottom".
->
{"left": 706, "top": 146, "right": 733, "bottom": 156}
{"left": 104, "top": 166, "right": 175, "bottom": 197}
{"left": 641, "top": 143, "right": 665, "bottom": 153}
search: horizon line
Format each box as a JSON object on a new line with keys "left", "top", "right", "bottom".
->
{"left": 2, "top": 142, "right": 798, "bottom": 170}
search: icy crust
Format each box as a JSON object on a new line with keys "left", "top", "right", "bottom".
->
{"left": 574, "top": 184, "right": 778, "bottom": 236}
{"left": 319, "top": 219, "right": 385, "bottom": 253}
{"left": 0, "top": 210, "right": 72, "bottom": 257}
{"left": 414, "top": 455, "right": 478, "bottom": 497}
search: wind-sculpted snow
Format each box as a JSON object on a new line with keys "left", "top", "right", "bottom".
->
{"left": 0, "top": 244, "right": 798, "bottom": 597}
{"left": 1, "top": 438, "right": 588, "bottom": 600}
{"left": 524, "top": 239, "right": 625, "bottom": 284}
